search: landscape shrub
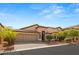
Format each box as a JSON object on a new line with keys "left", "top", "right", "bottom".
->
{"left": 46, "top": 35, "right": 53, "bottom": 42}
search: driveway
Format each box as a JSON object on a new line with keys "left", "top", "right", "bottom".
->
{"left": 14, "top": 42, "right": 48, "bottom": 51}
{"left": 2, "top": 44, "right": 79, "bottom": 55}
{"left": 0, "top": 42, "right": 68, "bottom": 55}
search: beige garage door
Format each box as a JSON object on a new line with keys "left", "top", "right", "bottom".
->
{"left": 15, "top": 33, "right": 39, "bottom": 44}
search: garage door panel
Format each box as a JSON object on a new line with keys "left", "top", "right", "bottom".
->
{"left": 15, "top": 33, "right": 39, "bottom": 43}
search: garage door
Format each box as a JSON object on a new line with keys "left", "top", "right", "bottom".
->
{"left": 15, "top": 33, "right": 39, "bottom": 44}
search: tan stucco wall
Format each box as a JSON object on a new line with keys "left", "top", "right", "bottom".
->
{"left": 36, "top": 27, "right": 58, "bottom": 33}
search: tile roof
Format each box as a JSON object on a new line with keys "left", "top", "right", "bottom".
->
{"left": 20, "top": 24, "right": 57, "bottom": 30}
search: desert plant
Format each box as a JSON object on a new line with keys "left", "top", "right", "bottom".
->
{"left": 52, "top": 33, "right": 58, "bottom": 41}
{"left": 55, "top": 31, "right": 66, "bottom": 41}
{"left": 0, "top": 27, "right": 5, "bottom": 44}
{"left": 67, "top": 29, "right": 79, "bottom": 41}
{"left": 51, "top": 29, "right": 79, "bottom": 43}
{"left": 3, "top": 27, "right": 17, "bottom": 46}
{"left": 46, "top": 35, "right": 53, "bottom": 42}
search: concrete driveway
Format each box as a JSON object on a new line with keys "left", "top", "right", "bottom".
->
{"left": 14, "top": 42, "right": 48, "bottom": 51}
{"left": 0, "top": 42, "right": 47, "bottom": 53}
{"left": 0, "top": 42, "right": 68, "bottom": 55}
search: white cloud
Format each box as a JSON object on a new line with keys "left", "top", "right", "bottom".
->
{"left": 39, "top": 5, "right": 65, "bottom": 19}
{"left": 38, "top": 3, "right": 79, "bottom": 20}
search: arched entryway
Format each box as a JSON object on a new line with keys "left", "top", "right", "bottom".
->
{"left": 41, "top": 31, "right": 45, "bottom": 42}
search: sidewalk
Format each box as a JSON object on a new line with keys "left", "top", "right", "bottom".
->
{"left": 0, "top": 43, "right": 69, "bottom": 54}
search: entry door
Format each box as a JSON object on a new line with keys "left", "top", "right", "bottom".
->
{"left": 42, "top": 31, "right": 45, "bottom": 42}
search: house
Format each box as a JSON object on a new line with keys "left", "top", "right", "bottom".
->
{"left": 15, "top": 24, "right": 61, "bottom": 44}
{"left": 63, "top": 25, "right": 79, "bottom": 30}
{"left": 0, "top": 23, "right": 62, "bottom": 44}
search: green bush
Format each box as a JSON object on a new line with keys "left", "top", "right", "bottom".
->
{"left": 0, "top": 26, "right": 17, "bottom": 46}
{"left": 64, "top": 29, "right": 79, "bottom": 41}
{"left": 56, "top": 31, "right": 66, "bottom": 41}
{"left": 3, "top": 27, "right": 17, "bottom": 45}
{"left": 52, "top": 29, "right": 79, "bottom": 42}
{"left": 52, "top": 33, "right": 58, "bottom": 41}
{"left": 46, "top": 35, "right": 53, "bottom": 42}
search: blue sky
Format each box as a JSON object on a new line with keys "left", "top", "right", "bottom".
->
{"left": 0, "top": 3, "right": 79, "bottom": 29}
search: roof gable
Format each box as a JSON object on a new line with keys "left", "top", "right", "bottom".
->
{"left": 20, "top": 24, "right": 57, "bottom": 30}
{"left": 20, "top": 24, "right": 39, "bottom": 30}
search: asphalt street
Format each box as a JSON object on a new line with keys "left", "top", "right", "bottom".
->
{"left": 2, "top": 44, "right": 79, "bottom": 55}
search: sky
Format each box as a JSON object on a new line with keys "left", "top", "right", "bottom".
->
{"left": 0, "top": 3, "right": 79, "bottom": 29}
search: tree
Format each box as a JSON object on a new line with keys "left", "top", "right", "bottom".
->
{"left": 3, "top": 27, "right": 17, "bottom": 46}
{"left": 0, "top": 26, "right": 17, "bottom": 46}
{"left": 67, "top": 29, "right": 79, "bottom": 41}
{"left": 50, "top": 29, "right": 79, "bottom": 43}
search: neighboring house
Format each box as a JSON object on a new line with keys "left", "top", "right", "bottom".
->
{"left": 63, "top": 25, "right": 79, "bottom": 30}
{"left": 15, "top": 24, "right": 61, "bottom": 44}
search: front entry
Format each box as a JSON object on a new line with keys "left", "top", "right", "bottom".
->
{"left": 41, "top": 31, "right": 45, "bottom": 42}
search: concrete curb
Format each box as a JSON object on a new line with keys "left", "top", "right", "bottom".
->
{"left": 0, "top": 43, "right": 69, "bottom": 54}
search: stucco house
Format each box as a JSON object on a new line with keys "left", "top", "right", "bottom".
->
{"left": 63, "top": 25, "right": 79, "bottom": 30}
{"left": 15, "top": 24, "right": 61, "bottom": 44}
{"left": 1, "top": 23, "right": 79, "bottom": 44}
{"left": 0, "top": 23, "right": 62, "bottom": 44}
